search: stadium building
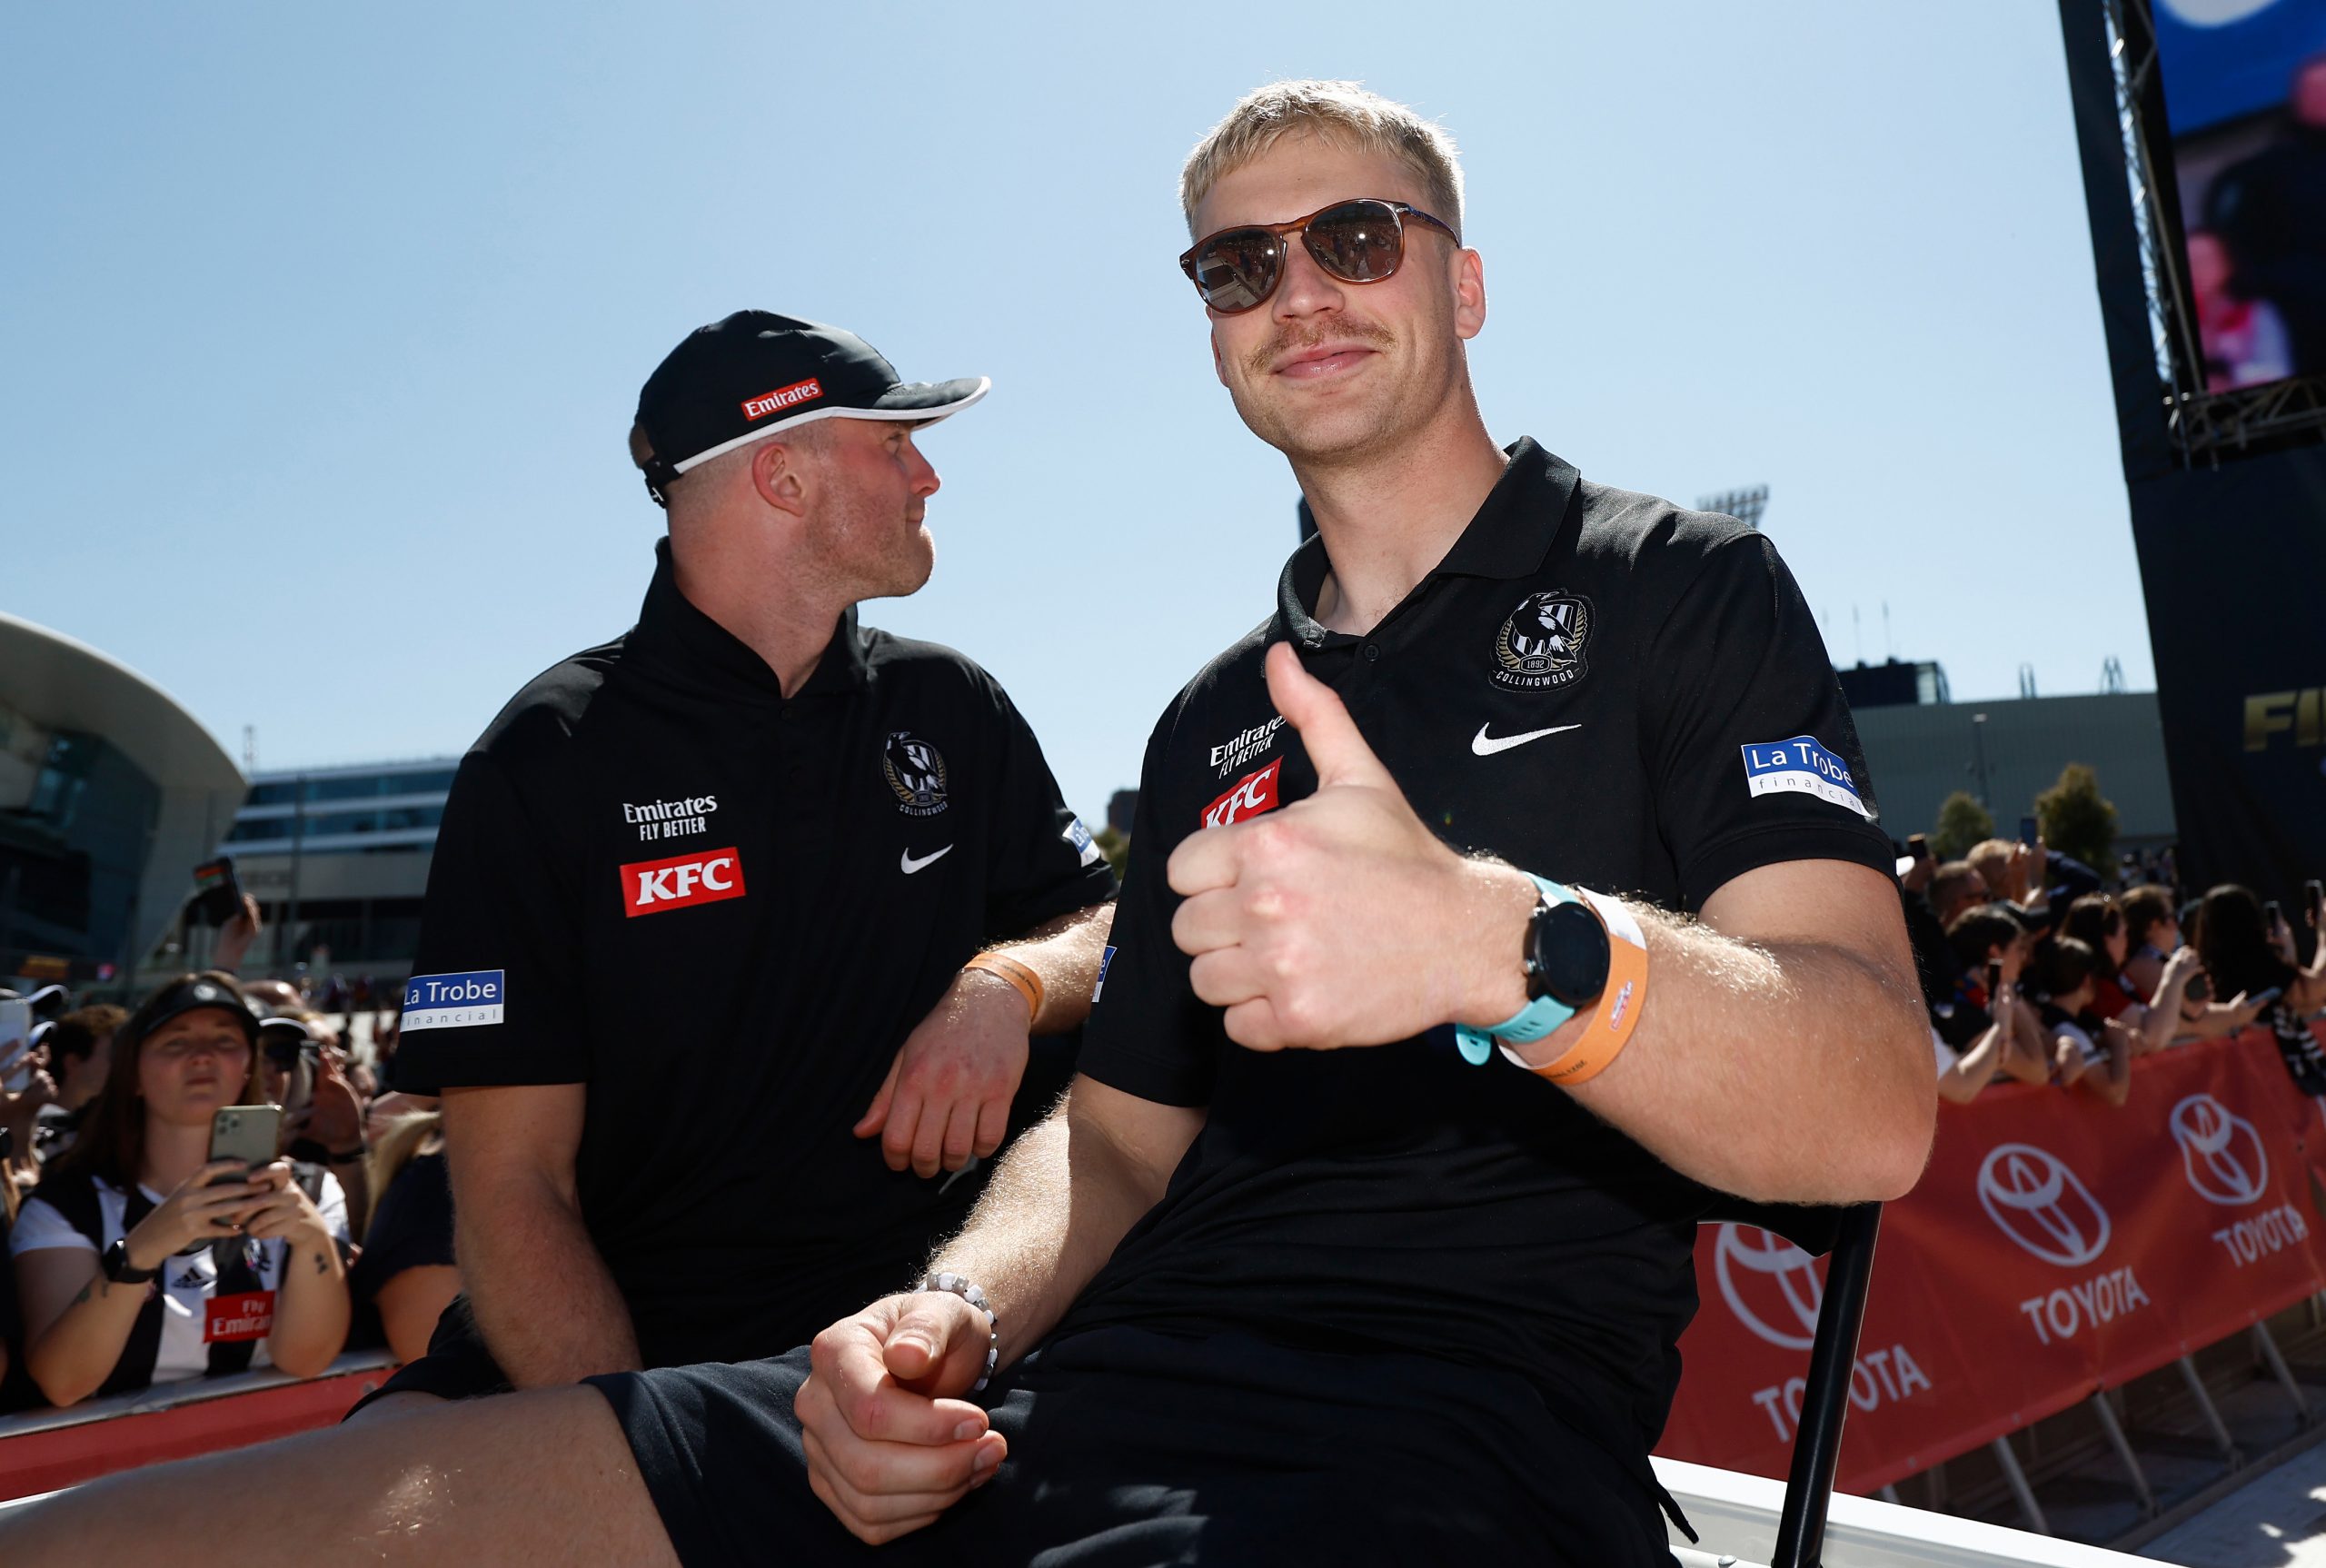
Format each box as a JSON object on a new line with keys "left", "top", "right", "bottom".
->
{"left": 0, "top": 613, "right": 246, "bottom": 988}
{"left": 206, "top": 758, "right": 457, "bottom": 983}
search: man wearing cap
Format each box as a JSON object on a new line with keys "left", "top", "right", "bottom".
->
{"left": 352, "top": 311, "right": 1116, "bottom": 1411}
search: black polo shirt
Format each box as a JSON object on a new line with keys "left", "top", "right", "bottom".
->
{"left": 1066, "top": 439, "right": 1891, "bottom": 1494}
{"left": 394, "top": 541, "right": 1116, "bottom": 1367}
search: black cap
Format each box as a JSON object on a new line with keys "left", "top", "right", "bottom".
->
{"left": 141, "top": 978, "right": 261, "bottom": 1043}
{"left": 631, "top": 311, "right": 989, "bottom": 507}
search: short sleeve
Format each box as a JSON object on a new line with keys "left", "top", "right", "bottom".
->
{"left": 392, "top": 752, "right": 590, "bottom": 1093}
{"left": 1930, "top": 1028, "right": 1958, "bottom": 1077}
{"left": 1642, "top": 534, "right": 1894, "bottom": 909}
{"left": 349, "top": 1155, "right": 456, "bottom": 1304}
{"left": 1077, "top": 717, "right": 1217, "bottom": 1108}
{"left": 315, "top": 1169, "right": 351, "bottom": 1245}
{"left": 979, "top": 680, "right": 1118, "bottom": 939}
{"left": 7, "top": 1196, "right": 92, "bottom": 1256}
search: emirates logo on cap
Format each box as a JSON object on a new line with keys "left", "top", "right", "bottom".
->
{"left": 741, "top": 377, "right": 824, "bottom": 421}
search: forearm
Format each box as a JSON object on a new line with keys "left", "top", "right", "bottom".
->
{"left": 1955, "top": 1023, "right": 2006, "bottom": 1093}
{"left": 990, "top": 902, "right": 1114, "bottom": 1035}
{"left": 2001, "top": 1003, "right": 2053, "bottom": 1083}
{"left": 928, "top": 1081, "right": 1190, "bottom": 1365}
{"left": 25, "top": 1272, "right": 150, "bottom": 1405}
{"left": 457, "top": 1180, "right": 640, "bottom": 1385}
{"left": 1547, "top": 908, "right": 1932, "bottom": 1203}
{"left": 267, "top": 1231, "right": 351, "bottom": 1377}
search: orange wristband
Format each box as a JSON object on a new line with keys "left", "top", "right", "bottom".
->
{"left": 965, "top": 951, "right": 1044, "bottom": 1024}
{"left": 1508, "top": 888, "right": 1650, "bottom": 1087}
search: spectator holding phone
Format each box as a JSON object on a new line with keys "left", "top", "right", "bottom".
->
{"left": 2032, "top": 938, "right": 2132, "bottom": 1107}
{"left": 2062, "top": 895, "right": 2136, "bottom": 1020}
{"left": 1942, "top": 905, "right": 2051, "bottom": 1087}
{"left": 2198, "top": 883, "right": 2326, "bottom": 1096}
{"left": 257, "top": 1015, "right": 372, "bottom": 1236}
{"left": 6, "top": 974, "right": 351, "bottom": 1407}
{"left": 2119, "top": 885, "right": 2182, "bottom": 1003}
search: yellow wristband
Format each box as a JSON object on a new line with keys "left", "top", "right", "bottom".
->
{"left": 965, "top": 951, "right": 1044, "bottom": 1024}
{"left": 1509, "top": 888, "right": 1649, "bottom": 1087}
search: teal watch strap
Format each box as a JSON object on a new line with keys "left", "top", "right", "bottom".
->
{"left": 1453, "top": 875, "right": 1577, "bottom": 1066}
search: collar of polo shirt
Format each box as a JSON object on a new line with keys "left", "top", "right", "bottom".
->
{"left": 1276, "top": 439, "right": 1580, "bottom": 649}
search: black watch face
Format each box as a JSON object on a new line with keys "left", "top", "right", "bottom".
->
{"left": 1533, "top": 901, "right": 1612, "bottom": 1007}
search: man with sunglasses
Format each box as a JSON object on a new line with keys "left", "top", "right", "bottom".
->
{"left": 0, "top": 87, "right": 1928, "bottom": 1568}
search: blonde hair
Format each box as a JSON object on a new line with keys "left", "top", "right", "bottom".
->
{"left": 364, "top": 1110, "right": 442, "bottom": 1243}
{"left": 1180, "top": 80, "right": 1466, "bottom": 239}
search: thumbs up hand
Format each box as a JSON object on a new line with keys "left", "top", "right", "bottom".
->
{"left": 1165, "top": 643, "right": 1538, "bottom": 1053}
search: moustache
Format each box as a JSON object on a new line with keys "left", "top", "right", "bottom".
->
{"left": 1242, "top": 320, "right": 1396, "bottom": 380}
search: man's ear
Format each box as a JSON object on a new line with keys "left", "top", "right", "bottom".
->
{"left": 751, "top": 437, "right": 811, "bottom": 519}
{"left": 1452, "top": 246, "right": 1487, "bottom": 342}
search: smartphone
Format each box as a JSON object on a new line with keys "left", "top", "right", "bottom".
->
{"left": 0, "top": 999, "right": 32, "bottom": 1094}
{"left": 2309, "top": 879, "right": 2324, "bottom": 921}
{"left": 2186, "top": 971, "right": 2212, "bottom": 1004}
{"left": 2266, "top": 899, "right": 2284, "bottom": 929}
{"left": 1909, "top": 834, "right": 1931, "bottom": 861}
{"left": 191, "top": 857, "right": 244, "bottom": 927}
{"left": 2249, "top": 986, "right": 2286, "bottom": 1008}
{"left": 207, "top": 1105, "right": 283, "bottom": 1176}
{"left": 1985, "top": 959, "right": 2003, "bottom": 998}
{"left": 2018, "top": 816, "right": 2040, "bottom": 848}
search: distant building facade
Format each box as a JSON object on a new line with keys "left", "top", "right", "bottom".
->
{"left": 205, "top": 759, "right": 456, "bottom": 982}
{"left": 1851, "top": 693, "right": 2176, "bottom": 855}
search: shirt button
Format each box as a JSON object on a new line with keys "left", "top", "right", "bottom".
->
{"left": 1363, "top": 643, "right": 1381, "bottom": 661}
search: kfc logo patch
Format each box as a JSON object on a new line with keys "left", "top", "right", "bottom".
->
{"left": 741, "top": 378, "right": 824, "bottom": 421}
{"left": 1202, "top": 759, "right": 1282, "bottom": 829}
{"left": 621, "top": 847, "right": 747, "bottom": 917}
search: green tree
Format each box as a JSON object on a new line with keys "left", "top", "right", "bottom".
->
{"left": 1093, "top": 824, "right": 1130, "bottom": 882}
{"left": 1931, "top": 791, "right": 1994, "bottom": 861}
{"left": 2034, "top": 764, "right": 2118, "bottom": 874}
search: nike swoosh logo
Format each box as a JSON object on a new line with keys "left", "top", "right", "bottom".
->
{"left": 900, "top": 845, "right": 954, "bottom": 875}
{"left": 1471, "top": 722, "right": 1581, "bottom": 757}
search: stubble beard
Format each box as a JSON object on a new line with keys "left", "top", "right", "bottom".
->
{"left": 1229, "top": 319, "right": 1411, "bottom": 466}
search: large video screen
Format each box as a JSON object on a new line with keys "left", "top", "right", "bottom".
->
{"left": 2152, "top": 0, "right": 2326, "bottom": 391}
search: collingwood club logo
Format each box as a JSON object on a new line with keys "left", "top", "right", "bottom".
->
{"left": 1713, "top": 1224, "right": 1824, "bottom": 1352}
{"left": 1977, "top": 1143, "right": 2112, "bottom": 1269}
{"left": 883, "top": 732, "right": 949, "bottom": 818}
{"left": 1492, "top": 590, "right": 1592, "bottom": 691}
{"left": 2170, "top": 1094, "right": 2269, "bottom": 1207}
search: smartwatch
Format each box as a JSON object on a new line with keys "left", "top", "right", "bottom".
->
{"left": 102, "top": 1236, "right": 159, "bottom": 1285}
{"left": 1453, "top": 876, "right": 1612, "bottom": 1065}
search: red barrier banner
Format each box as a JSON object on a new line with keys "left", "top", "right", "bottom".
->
{"left": 1656, "top": 1028, "right": 2326, "bottom": 1494}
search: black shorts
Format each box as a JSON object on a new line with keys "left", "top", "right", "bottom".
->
{"left": 349, "top": 1296, "right": 512, "bottom": 1413}
{"left": 589, "top": 1327, "right": 1678, "bottom": 1567}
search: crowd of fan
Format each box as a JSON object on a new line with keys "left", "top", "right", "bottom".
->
{"left": 0, "top": 899, "right": 454, "bottom": 1414}
{"left": 0, "top": 847, "right": 2317, "bottom": 1421}
{"left": 1899, "top": 838, "right": 2326, "bottom": 1108}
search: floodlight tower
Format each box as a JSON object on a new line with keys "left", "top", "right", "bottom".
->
{"left": 1698, "top": 485, "right": 1770, "bottom": 531}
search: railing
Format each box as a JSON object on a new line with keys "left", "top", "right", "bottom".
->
{"left": 0, "top": 1350, "right": 394, "bottom": 1501}
{"left": 1656, "top": 1458, "right": 2153, "bottom": 1567}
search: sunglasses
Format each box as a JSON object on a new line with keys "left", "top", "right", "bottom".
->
{"left": 1178, "top": 198, "right": 1458, "bottom": 315}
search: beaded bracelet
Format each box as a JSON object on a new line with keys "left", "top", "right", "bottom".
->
{"left": 916, "top": 1271, "right": 999, "bottom": 1393}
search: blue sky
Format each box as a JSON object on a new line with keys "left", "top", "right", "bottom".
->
{"left": 2, "top": 3, "right": 2145, "bottom": 823}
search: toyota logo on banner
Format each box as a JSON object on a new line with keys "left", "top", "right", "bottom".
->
{"left": 2170, "top": 1094, "right": 2269, "bottom": 1207}
{"left": 1713, "top": 1225, "right": 1824, "bottom": 1351}
{"left": 1977, "top": 1143, "right": 2112, "bottom": 1268}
